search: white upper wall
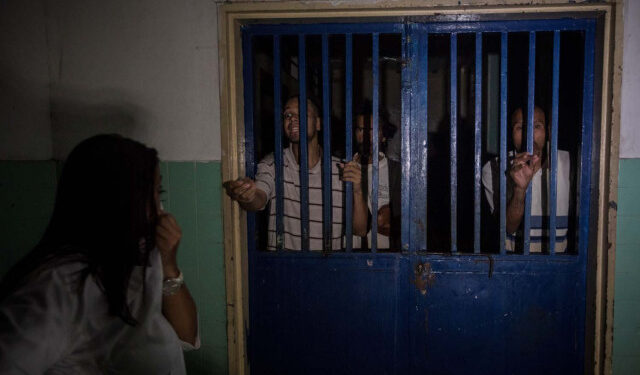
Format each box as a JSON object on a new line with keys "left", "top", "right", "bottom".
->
{"left": 619, "top": 0, "right": 640, "bottom": 158}
{"left": 0, "top": 0, "right": 53, "bottom": 160}
{"left": 2, "top": 0, "right": 639, "bottom": 161}
{"left": 46, "top": 0, "right": 221, "bottom": 161}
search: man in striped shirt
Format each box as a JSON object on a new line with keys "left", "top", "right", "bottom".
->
{"left": 224, "top": 96, "right": 367, "bottom": 250}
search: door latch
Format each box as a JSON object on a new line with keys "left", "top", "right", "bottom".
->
{"left": 413, "top": 262, "right": 435, "bottom": 295}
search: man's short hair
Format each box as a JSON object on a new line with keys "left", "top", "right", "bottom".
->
{"left": 354, "top": 99, "right": 396, "bottom": 141}
{"left": 286, "top": 95, "right": 321, "bottom": 118}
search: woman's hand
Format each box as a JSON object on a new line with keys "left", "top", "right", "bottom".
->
{"left": 156, "top": 211, "right": 199, "bottom": 346}
{"left": 156, "top": 212, "right": 182, "bottom": 277}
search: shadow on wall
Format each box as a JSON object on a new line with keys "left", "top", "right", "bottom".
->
{"left": 0, "top": 66, "right": 52, "bottom": 160}
{"left": 50, "top": 87, "right": 151, "bottom": 160}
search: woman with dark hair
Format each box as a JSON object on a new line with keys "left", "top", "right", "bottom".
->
{"left": 0, "top": 134, "right": 198, "bottom": 374}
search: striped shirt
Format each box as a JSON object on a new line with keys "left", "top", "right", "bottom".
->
{"left": 482, "top": 150, "right": 571, "bottom": 253}
{"left": 254, "top": 147, "right": 344, "bottom": 251}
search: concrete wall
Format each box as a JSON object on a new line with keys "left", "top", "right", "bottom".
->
{"left": 0, "top": 0, "right": 52, "bottom": 160}
{"left": 0, "top": 1, "right": 227, "bottom": 374}
{"left": 45, "top": 0, "right": 221, "bottom": 161}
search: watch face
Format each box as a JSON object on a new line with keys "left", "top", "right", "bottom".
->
{"left": 165, "top": 279, "right": 180, "bottom": 289}
{"left": 163, "top": 277, "right": 184, "bottom": 295}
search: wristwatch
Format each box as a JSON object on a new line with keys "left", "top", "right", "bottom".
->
{"left": 163, "top": 271, "right": 184, "bottom": 296}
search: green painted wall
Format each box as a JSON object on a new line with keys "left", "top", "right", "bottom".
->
{"left": 0, "top": 160, "right": 227, "bottom": 375}
{"left": 613, "top": 159, "right": 640, "bottom": 374}
{"left": 0, "top": 161, "right": 58, "bottom": 278}
{"left": 160, "top": 161, "right": 228, "bottom": 374}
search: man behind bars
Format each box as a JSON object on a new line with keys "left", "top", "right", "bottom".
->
{"left": 224, "top": 96, "right": 367, "bottom": 250}
{"left": 481, "top": 106, "right": 570, "bottom": 253}
{"left": 351, "top": 100, "right": 397, "bottom": 250}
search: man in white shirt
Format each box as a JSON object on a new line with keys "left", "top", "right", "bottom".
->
{"left": 482, "top": 106, "right": 570, "bottom": 252}
{"left": 224, "top": 96, "right": 366, "bottom": 250}
{"left": 351, "top": 104, "right": 394, "bottom": 249}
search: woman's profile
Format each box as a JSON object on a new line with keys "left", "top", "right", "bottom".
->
{"left": 0, "top": 134, "right": 198, "bottom": 374}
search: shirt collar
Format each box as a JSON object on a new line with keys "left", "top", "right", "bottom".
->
{"left": 284, "top": 146, "right": 323, "bottom": 174}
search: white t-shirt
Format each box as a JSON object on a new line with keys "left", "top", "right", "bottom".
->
{"left": 353, "top": 153, "right": 391, "bottom": 249}
{"left": 0, "top": 250, "right": 197, "bottom": 374}
{"left": 482, "top": 150, "right": 571, "bottom": 252}
{"left": 255, "top": 147, "right": 345, "bottom": 250}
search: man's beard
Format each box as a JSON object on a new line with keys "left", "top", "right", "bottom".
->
{"left": 358, "top": 142, "right": 372, "bottom": 163}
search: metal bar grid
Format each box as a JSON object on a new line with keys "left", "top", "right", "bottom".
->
{"left": 242, "top": 20, "right": 595, "bottom": 256}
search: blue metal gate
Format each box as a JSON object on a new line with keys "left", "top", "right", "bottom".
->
{"left": 242, "top": 17, "right": 596, "bottom": 375}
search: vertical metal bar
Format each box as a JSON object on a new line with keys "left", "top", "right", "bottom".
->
{"left": 422, "top": 32, "right": 429, "bottom": 253}
{"left": 549, "top": 30, "right": 560, "bottom": 255}
{"left": 499, "top": 32, "right": 508, "bottom": 255}
{"left": 474, "top": 32, "right": 482, "bottom": 254}
{"left": 575, "top": 24, "right": 595, "bottom": 375}
{"left": 409, "top": 28, "right": 428, "bottom": 252}
{"left": 321, "top": 34, "right": 333, "bottom": 251}
{"left": 450, "top": 33, "right": 458, "bottom": 253}
{"left": 345, "top": 33, "right": 354, "bottom": 252}
{"left": 298, "top": 34, "right": 310, "bottom": 252}
{"left": 401, "top": 26, "right": 411, "bottom": 252}
{"left": 577, "top": 24, "right": 595, "bottom": 258}
{"left": 241, "top": 31, "right": 257, "bottom": 360}
{"left": 242, "top": 32, "right": 257, "bottom": 254}
{"left": 523, "top": 31, "right": 536, "bottom": 255}
{"left": 273, "top": 36, "right": 284, "bottom": 252}
{"left": 371, "top": 33, "right": 380, "bottom": 253}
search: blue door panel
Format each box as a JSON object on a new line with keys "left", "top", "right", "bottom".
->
{"left": 410, "top": 257, "right": 582, "bottom": 375}
{"left": 248, "top": 255, "right": 584, "bottom": 374}
{"left": 249, "top": 255, "right": 410, "bottom": 374}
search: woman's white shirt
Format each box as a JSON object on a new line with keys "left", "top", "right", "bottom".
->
{"left": 0, "top": 250, "right": 193, "bottom": 374}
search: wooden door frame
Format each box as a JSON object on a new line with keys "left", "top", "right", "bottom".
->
{"left": 217, "top": 1, "right": 623, "bottom": 374}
